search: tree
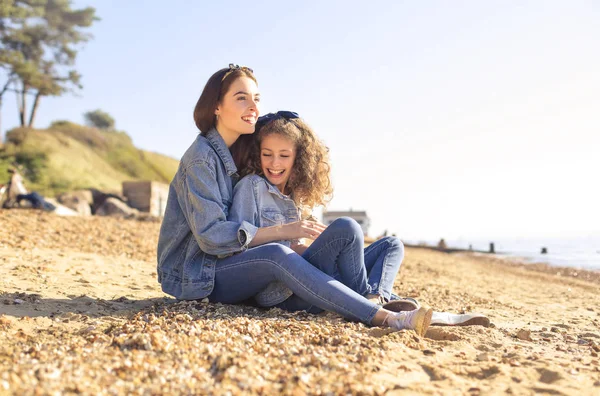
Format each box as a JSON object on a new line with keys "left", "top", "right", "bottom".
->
{"left": 0, "top": 0, "right": 43, "bottom": 138}
{"left": 0, "top": 0, "right": 97, "bottom": 129}
{"left": 84, "top": 109, "right": 114, "bottom": 130}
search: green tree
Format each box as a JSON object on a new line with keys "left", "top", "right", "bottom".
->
{"left": 0, "top": 0, "right": 97, "bottom": 130}
{"left": 0, "top": 0, "right": 43, "bottom": 138}
{"left": 83, "top": 109, "right": 115, "bottom": 130}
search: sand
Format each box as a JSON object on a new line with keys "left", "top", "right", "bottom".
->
{"left": 1, "top": 210, "right": 599, "bottom": 395}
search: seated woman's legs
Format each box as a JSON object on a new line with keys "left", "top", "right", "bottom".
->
{"left": 210, "top": 243, "right": 379, "bottom": 324}
{"left": 363, "top": 236, "right": 404, "bottom": 302}
{"left": 211, "top": 243, "right": 432, "bottom": 334}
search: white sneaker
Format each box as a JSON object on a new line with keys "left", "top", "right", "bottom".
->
{"left": 430, "top": 312, "right": 490, "bottom": 327}
{"left": 385, "top": 306, "right": 433, "bottom": 336}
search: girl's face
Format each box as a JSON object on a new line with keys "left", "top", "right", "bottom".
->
{"left": 215, "top": 77, "right": 260, "bottom": 142}
{"left": 260, "top": 133, "right": 296, "bottom": 193}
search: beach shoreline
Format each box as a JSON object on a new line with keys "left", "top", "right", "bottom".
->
{"left": 404, "top": 242, "right": 600, "bottom": 285}
{"left": 1, "top": 210, "right": 599, "bottom": 394}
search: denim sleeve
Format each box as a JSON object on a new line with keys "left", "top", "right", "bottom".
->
{"left": 178, "top": 160, "right": 258, "bottom": 256}
{"left": 229, "top": 176, "right": 260, "bottom": 239}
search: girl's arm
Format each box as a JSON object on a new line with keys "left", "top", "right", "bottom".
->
{"left": 249, "top": 220, "right": 327, "bottom": 247}
{"left": 229, "top": 176, "right": 326, "bottom": 248}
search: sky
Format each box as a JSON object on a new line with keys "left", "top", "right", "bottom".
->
{"left": 1, "top": 1, "right": 599, "bottom": 241}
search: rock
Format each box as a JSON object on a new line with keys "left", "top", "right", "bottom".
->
{"left": 580, "top": 332, "right": 600, "bottom": 339}
{"left": 57, "top": 191, "right": 92, "bottom": 216}
{"left": 537, "top": 368, "right": 562, "bottom": 384}
{"left": 476, "top": 353, "right": 489, "bottom": 362}
{"left": 0, "top": 315, "right": 12, "bottom": 330}
{"left": 516, "top": 329, "right": 532, "bottom": 341}
{"left": 565, "top": 335, "right": 577, "bottom": 342}
{"left": 95, "top": 197, "right": 138, "bottom": 218}
{"left": 89, "top": 189, "right": 127, "bottom": 214}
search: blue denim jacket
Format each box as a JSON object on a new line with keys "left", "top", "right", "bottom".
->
{"left": 157, "top": 129, "right": 259, "bottom": 300}
{"left": 229, "top": 174, "right": 300, "bottom": 306}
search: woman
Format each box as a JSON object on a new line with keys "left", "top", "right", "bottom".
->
{"left": 156, "top": 64, "right": 433, "bottom": 335}
{"left": 228, "top": 111, "right": 410, "bottom": 313}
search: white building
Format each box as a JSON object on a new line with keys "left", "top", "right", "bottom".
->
{"left": 322, "top": 209, "right": 371, "bottom": 236}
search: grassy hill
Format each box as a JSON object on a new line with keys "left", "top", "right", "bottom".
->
{"left": 0, "top": 122, "right": 179, "bottom": 196}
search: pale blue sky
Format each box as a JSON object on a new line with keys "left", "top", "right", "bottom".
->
{"left": 2, "top": 1, "right": 599, "bottom": 240}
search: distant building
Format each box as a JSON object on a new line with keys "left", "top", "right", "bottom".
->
{"left": 322, "top": 209, "right": 371, "bottom": 236}
{"left": 122, "top": 181, "right": 169, "bottom": 217}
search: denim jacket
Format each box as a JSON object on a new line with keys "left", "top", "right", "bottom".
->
{"left": 229, "top": 174, "right": 300, "bottom": 307}
{"left": 157, "top": 129, "right": 258, "bottom": 300}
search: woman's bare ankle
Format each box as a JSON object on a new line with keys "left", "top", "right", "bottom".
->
{"left": 366, "top": 293, "right": 380, "bottom": 301}
{"left": 371, "top": 308, "right": 393, "bottom": 326}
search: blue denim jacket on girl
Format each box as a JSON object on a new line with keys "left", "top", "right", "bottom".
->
{"left": 229, "top": 173, "right": 301, "bottom": 306}
{"left": 157, "top": 129, "right": 259, "bottom": 300}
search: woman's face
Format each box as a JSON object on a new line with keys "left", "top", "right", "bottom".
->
{"left": 260, "top": 133, "right": 296, "bottom": 193}
{"left": 215, "top": 77, "right": 260, "bottom": 141}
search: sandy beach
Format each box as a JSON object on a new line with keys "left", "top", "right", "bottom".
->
{"left": 1, "top": 210, "right": 599, "bottom": 395}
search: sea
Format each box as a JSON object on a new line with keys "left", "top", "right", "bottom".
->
{"left": 405, "top": 235, "right": 600, "bottom": 271}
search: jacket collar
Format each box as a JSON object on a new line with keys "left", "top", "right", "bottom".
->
{"left": 205, "top": 128, "right": 238, "bottom": 176}
{"left": 262, "top": 176, "right": 294, "bottom": 202}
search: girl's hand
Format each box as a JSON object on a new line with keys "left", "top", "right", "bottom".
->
{"left": 282, "top": 220, "right": 327, "bottom": 240}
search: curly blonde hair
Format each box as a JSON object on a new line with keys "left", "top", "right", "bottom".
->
{"left": 240, "top": 117, "right": 333, "bottom": 212}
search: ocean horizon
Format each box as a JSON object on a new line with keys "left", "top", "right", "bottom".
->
{"left": 404, "top": 236, "right": 600, "bottom": 271}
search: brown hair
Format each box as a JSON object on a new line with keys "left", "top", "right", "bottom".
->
{"left": 240, "top": 118, "right": 333, "bottom": 212}
{"left": 193, "top": 67, "right": 257, "bottom": 134}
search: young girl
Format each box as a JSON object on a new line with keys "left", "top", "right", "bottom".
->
{"left": 157, "top": 66, "right": 433, "bottom": 336}
{"left": 228, "top": 111, "right": 418, "bottom": 314}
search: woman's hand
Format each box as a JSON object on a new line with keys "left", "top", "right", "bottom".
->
{"left": 282, "top": 220, "right": 327, "bottom": 240}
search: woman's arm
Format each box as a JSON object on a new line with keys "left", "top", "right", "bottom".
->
{"left": 177, "top": 160, "right": 258, "bottom": 256}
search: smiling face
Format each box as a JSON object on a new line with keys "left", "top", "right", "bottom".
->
{"left": 214, "top": 77, "right": 260, "bottom": 146}
{"left": 260, "top": 133, "right": 297, "bottom": 193}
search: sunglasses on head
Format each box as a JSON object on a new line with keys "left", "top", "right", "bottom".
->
{"left": 255, "top": 111, "right": 300, "bottom": 131}
{"left": 221, "top": 63, "right": 254, "bottom": 81}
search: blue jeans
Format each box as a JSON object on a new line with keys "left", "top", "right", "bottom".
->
{"left": 277, "top": 217, "right": 404, "bottom": 313}
{"left": 16, "top": 192, "right": 55, "bottom": 211}
{"left": 208, "top": 242, "right": 381, "bottom": 324}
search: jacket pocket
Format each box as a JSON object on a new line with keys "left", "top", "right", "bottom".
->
{"left": 261, "top": 209, "right": 285, "bottom": 226}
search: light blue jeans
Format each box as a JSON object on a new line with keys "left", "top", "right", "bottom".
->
{"left": 209, "top": 242, "right": 380, "bottom": 323}
{"left": 277, "top": 217, "right": 404, "bottom": 313}
{"left": 208, "top": 218, "right": 403, "bottom": 324}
